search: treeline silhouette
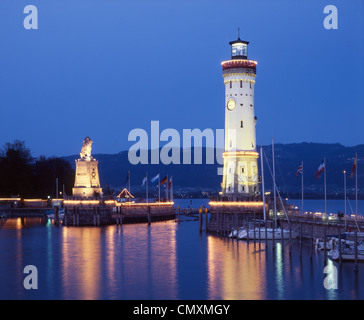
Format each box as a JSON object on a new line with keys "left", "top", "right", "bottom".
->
{"left": 0, "top": 140, "right": 75, "bottom": 198}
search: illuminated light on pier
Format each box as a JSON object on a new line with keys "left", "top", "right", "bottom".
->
{"left": 209, "top": 201, "right": 264, "bottom": 207}
{"left": 63, "top": 200, "right": 101, "bottom": 205}
{"left": 103, "top": 200, "right": 174, "bottom": 206}
{"left": 0, "top": 198, "right": 21, "bottom": 201}
{"left": 115, "top": 202, "right": 174, "bottom": 207}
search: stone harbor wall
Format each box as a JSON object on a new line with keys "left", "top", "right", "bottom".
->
{"left": 63, "top": 203, "right": 175, "bottom": 226}
{"left": 114, "top": 204, "right": 175, "bottom": 224}
{"left": 63, "top": 206, "right": 114, "bottom": 226}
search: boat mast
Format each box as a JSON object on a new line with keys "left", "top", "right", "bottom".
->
{"left": 272, "top": 138, "right": 277, "bottom": 229}
{"left": 301, "top": 161, "right": 304, "bottom": 215}
{"left": 356, "top": 153, "right": 358, "bottom": 224}
{"left": 324, "top": 157, "right": 327, "bottom": 218}
{"left": 260, "top": 147, "right": 266, "bottom": 222}
{"left": 344, "top": 170, "right": 347, "bottom": 231}
{"left": 56, "top": 178, "right": 58, "bottom": 200}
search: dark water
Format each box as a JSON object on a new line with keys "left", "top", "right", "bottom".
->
{"left": 1, "top": 200, "right": 364, "bottom": 300}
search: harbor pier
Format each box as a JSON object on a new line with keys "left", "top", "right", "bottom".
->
{"left": 63, "top": 199, "right": 175, "bottom": 226}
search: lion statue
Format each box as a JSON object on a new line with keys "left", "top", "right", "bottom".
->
{"left": 80, "top": 136, "right": 93, "bottom": 160}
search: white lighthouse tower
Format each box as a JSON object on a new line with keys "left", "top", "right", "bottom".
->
{"left": 221, "top": 34, "right": 260, "bottom": 197}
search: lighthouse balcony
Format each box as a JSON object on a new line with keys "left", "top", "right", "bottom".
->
{"left": 222, "top": 59, "right": 257, "bottom": 72}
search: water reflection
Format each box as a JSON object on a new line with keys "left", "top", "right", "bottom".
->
{"left": 275, "top": 242, "right": 284, "bottom": 300}
{"left": 60, "top": 221, "right": 177, "bottom": 300}
{"left": 61, "top": 227, "right": 102, "bottom": 299}
{"left": 121, "top": 222, "right": 177, "bottom": 299}
{"left": 1, "top": 217, "right": 363, "bottom": 299}
{"left": 207, "top": 236, "right": 266, "bottom": 300}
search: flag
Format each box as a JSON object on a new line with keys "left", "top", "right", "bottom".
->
{"left": 169, "top": 176, "right": 173, "bottom": 201}
{"left": 296, "top": 164, "right": 303, "bottom": 176}
{"left": 151, "top": 174, "right": 160, "bottom": 184}
{"left": 169, "top": 176, "right": 172, "bottom": 189}
{"left": 350, "top": 154, "right": 357, "bottom": 179}
{"left": 141, "top": 175, "right": 147, "bottom": 187}
{"left": 315, "top": 160, "right": 325, "bottom": 179}
{"left": 160, "top": 176, "right": 167, "bottom": 185}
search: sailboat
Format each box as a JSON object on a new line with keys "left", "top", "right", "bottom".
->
{"left": 236, "top": 143, "right": 297, "bottom": 241}
{"left": 329, "top": 154, "right": 364, "bottom": 261}
{"left": 229, "top": 229, "right": 238, "bottom": 238}
{"left": 237, "top": 227, "right": 295, "bottom": 240}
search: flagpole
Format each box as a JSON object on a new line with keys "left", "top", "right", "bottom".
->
{"left": 146, "top": 172, "right": 149, "bottom": 204}
{"left": 128, "top": 170, "right": 131, "bottom": 203}
{"left": 166, "top": 174, "right": 169, "bottom": 202}
{"left": 260, "top": 147, "right": 266, "bottom": 222}
{"left": 324, "top": 158, "right": 327, "bottom": 218}
{"left": 301, "top": 161, "right": 304, "bottom": 215}
{"left": 344, "top": 170, "right": 347, "bottom": 231}
{"left": 170, "top": 177, "right": 173, "bottom": 203}
{"left": 158, "top": 175, "right": 161, "bottom": 203}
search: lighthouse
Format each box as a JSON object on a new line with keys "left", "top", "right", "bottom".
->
{"left": 221, "top": 34, "right": 259, "bottom": 197}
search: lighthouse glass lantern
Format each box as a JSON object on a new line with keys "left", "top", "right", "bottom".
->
{"left": 230, "top": 39, "right": 249, "bottom": 59}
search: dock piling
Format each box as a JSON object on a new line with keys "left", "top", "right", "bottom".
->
{"left": 300, "top": 221, "right": 302, "bottom": 258}
{"left": 253, "top": 214, "right": 256, "bottom": 243}
{"left": 205, "top": 208, "right": 208, "bottom": 231}
{"left": 324, "top": 226, "right": 327, "bottom": 264}
{"left": 246, "top": 220, "right": 250, "bottom": 243}
{"left": 272, "top": 221, "right": 275, "bottom": 251}
{"left": 147, "top": 206, "right": 151, "bottom": 226}
{"left": 354, "top": 230, "right": 358, "bottom": 272}
{"left": 289, "top": 223, "right": 292, "bottom": 255}
{"left": 310, "top": 223, "right": 314, "bottom": 260}
{"left": 338, "top": 227, "right": 342, "bottom": 265}
{"left": 265, "top": 220, "right": 268, "bottom": 247}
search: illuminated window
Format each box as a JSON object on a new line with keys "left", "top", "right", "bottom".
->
{"left": 240, "top": 80, "right": 243, "bottom": 88}
{"left": 250, "top": 82, "right": 252, "bottom": 89}
{"left": 241, "top": 167, "right": 245, "bottom": 173}
{"left": 230, "top": 81, "right": 232, "bottom": 89}
{"left": 240, "top": 121, "right": 243, "bottom": 128}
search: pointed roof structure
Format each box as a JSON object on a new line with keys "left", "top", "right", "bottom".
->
{"left": 117, "top": 188, "right": 134, "bottom": 199}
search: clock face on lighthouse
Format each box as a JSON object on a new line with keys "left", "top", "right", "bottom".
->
{"left": 227, "top": 99, "right": 236, "bottom": 111}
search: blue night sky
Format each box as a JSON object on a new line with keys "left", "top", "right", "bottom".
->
{"left": 0, "top": 0, "right": 363, "bottom": 157}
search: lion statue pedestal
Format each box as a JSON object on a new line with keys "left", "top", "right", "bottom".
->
{"left": 72, "top": 137, "right": 103, "bottom": 198}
